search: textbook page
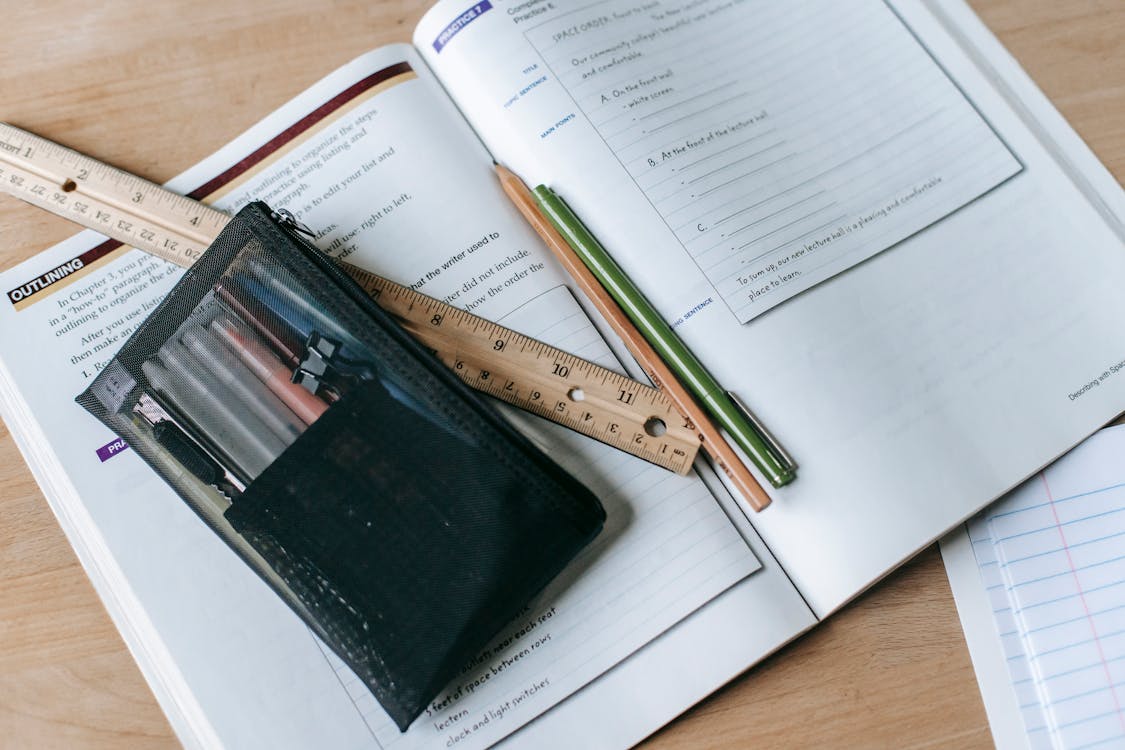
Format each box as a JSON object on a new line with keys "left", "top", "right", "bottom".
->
{"left": 0, "top": 45, "right": 815, "bottom": 749}
{"left": 415, "top": 0, "right": 1125, "bottom": 616}
{"left": 941, "top": 521, "right": 1051, "bottom": 749}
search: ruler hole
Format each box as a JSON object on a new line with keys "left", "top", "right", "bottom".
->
{"left": 61, "top": 179, "right": 77, "bottom": 192}
{"left": 567, "top": 387, "right": 585, "bottom": 402}
{"left": 644, "top": 417, "right": 667, "bottom": 437}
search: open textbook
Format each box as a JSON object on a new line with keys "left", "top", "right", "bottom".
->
{"left": 1, "top": 0, "right": 1124, "bottom": 747}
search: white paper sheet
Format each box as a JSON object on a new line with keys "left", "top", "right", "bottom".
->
{"left": 942, "top": 522, "right": 1052, "bottom": 749}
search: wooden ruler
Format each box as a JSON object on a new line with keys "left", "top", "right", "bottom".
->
{"left": 0, "top": 123, "right": 700, "bottom": 473}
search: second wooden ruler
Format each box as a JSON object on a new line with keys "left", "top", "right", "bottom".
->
{"left": 0, "top": 123, "right": 700, "bottom": 473}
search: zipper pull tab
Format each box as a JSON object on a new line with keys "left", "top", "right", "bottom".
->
{"left": 271, "top": 208, "right": 316, "bottom": 239}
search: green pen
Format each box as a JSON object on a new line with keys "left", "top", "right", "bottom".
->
{"left": 532, "top": 185, "right": 797, "bottom": 488}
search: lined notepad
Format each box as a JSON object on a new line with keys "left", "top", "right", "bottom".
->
{"left": 985, "top": 426, "right": 1125, "bottom": 749}
{"left": 965, "top": 515, "right": 1054, "bottom": 747}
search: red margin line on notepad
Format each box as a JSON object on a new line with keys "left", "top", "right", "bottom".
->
{"left": 1041, "top": 471, "right": 1125, "bottom": 735}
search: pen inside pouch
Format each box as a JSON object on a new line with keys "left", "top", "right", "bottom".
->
{"left": 131, "top": 289, "right": 284, "bottom": 475}
{"left": 216, "top": 263, "right": 371, "bottom": 399}
{"left": 241, "top": 256, "right": 361, "bottom": 354}
{"left": 131, "top": 246, "right": 467, "bottom": 499}
{"left": 209, "top": 313, "right": 329, "bottom": 425}
{"left": 216, "top": 254, "right": 458, "bottom": 439}
{"left": 143, "top": 344, "right": 283, "bottom": 481}
{"left": 180, "top": 324, "right": 305, "bottom": 445}
{"left": 128, "top": 255, "right": 370, "bottom": 494}
{"left": 130, "top": 393, "right": 242, "bottom": 508}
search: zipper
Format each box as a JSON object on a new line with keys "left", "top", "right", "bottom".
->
{"left": 271, "top": 208, "right": 316, "bottom": 239}
{"left": 266, "top": 206, "right": 372, "bottom": 309}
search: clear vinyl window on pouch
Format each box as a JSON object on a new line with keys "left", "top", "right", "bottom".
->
{"left": 77, "top": 202, "right": 606, "bottom": 731}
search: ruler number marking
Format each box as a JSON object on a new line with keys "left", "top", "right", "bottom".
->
{"left": 0, "top": 125, "right": 700, "bottom": 472}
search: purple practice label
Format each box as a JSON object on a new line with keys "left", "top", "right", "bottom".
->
{"left": 96, "top": 437, "right": 129, "bottom": 462}
{"left": 432, "top": 1, "right": 492, "bottom": 53}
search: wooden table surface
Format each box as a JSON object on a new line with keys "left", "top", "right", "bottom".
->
{"left": 0, "top": 1, "right": 1121, "bottom": 747}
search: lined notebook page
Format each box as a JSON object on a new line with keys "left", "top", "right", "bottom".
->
{"left": 988, "top": 426, "right": 1125, "bottom": 749}
{"left": 967, "top": 514, "right": 1054, "bottom": 747}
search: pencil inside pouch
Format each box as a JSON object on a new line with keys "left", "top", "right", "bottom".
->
{"left": 76, "top": 201, "right": 606, "bottom": 730}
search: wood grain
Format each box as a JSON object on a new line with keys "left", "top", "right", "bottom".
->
{"left": 0, "top": 1, "right": 1120, "bottom": 747}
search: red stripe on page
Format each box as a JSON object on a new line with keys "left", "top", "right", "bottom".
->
{"left": 9, "top": 61, "right": 413, "bottom": 308}
{"left": 188, "top": 61, "right": 412, "bottom": 199}
{"left": 1041, "top": 471, "right": 1125, "bottom": 735}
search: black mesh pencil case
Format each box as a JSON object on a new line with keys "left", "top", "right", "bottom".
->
{"left": 76, "top": 201, "right": 606, "bottom": 730}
